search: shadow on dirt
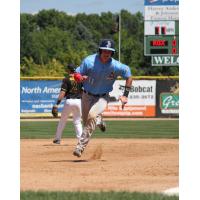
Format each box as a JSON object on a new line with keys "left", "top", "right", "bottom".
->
{"left": 49, "top": 159, "right": 89, "bottom": 163}
{"left": 49, "top": 159, "right": 106, "bottom": 163}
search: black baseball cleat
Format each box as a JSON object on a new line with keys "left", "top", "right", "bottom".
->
{"left": 53, "top": 139, "right": 61, "bottom": 144}
{"left": 97, "top": 121, "right": 106, "bottom": 132}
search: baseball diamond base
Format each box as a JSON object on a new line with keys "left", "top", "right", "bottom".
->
{"left": 20, "top": 138, "right": 178, "bottom": 192}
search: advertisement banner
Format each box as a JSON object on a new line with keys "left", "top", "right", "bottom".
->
{"left": 144, "top": 0, "right": 179, "bottom": 6}
{"left": 103, "top": 80, "right": 156, "bottom": 117}
{"left": 20, "top": 80, "right": 63, "bottom": 113}
{"left": 156, "top": 80, "right": 179, "bottom": 117}
{"left": 160, "top": 93, "right": 179, "bottom": 114}
{"left": 151, "top": 55, "right": 179, "bottom": 66}
{"left": 145, "top": 6, "right": 179, "bottom": 20}
{"left": 21, "top": 80, "right": 156, "bottom": 117}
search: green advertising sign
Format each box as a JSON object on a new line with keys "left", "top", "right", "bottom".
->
{"left": 152, "top": 55, "right": 179, "bottom": 66}
{"left": 160, "top": 93, "right": 179, "bottom": 114}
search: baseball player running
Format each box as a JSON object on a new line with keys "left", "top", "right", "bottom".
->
{"left": 73, "top": 39, "right": 133, "bottom": 157}
{"left": 52, "top": 64, "right": 106, "bottom": 144}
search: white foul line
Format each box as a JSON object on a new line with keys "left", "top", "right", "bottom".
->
{"left": 163, "top": 187, "right": 179, "bottom": 196}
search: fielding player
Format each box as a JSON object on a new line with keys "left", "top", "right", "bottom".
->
{"left": 52, "top": 64, "right": 83, "bottom": 144}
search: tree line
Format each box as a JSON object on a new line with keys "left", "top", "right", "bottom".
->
{"left": 20, "top": 9, "right": 179, "bottom": 77}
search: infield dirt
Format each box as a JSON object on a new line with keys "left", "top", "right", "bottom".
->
{"left": 20, "top": 138, "right": 178, "bottom": 192}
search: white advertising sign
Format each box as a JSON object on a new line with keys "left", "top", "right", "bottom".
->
{"left": 103, "top": 80, "right": 156, "bottom": 117}
{"left": 145, "top": 6, "right": 179, "bottom": 20}
{"left": 109, "top": 80, "right": 156, "bottom": 105}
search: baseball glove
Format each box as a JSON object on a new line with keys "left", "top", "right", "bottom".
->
{"left": 52, "top": 105, "right": 58, "bottom": 118}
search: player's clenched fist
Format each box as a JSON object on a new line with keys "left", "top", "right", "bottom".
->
{"left": 119, "top": 96, "right": 128, "bottom": 110}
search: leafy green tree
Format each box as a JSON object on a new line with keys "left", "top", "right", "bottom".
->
{"left": 20, "top": 13, "right": 37, "bottom": 61}
{"left": 20, "top": 9, "right": 179, "bottom": 77}
{"left": 74, "top": 21, "right": 93, "bottom": 41}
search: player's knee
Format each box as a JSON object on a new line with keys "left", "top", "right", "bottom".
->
{"left": 73, "top": 119, "right": 81, "bottom": 125}
{"left": 87, "top": 112, "right": 97, "bottom": 120}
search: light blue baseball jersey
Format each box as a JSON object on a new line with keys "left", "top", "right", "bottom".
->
{"left": 76, "top": 53, "right": 132, "bottom": 94}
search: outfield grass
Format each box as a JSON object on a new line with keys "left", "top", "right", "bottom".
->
{"left": 20, "top": 120, "right": 179, "bottom": 139}
{"left": 20, "top": 191, "right": 178, "bottom": 200}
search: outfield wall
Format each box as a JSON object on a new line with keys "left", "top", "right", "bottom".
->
{"left": 20, "top": 76, "right": 179, "bottom": 118}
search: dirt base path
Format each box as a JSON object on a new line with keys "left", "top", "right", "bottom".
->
{"left": 21, "top": 139, "right": 178, "bottom": 192}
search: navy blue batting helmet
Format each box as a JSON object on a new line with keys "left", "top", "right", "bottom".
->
{"left": 99, "top": 39, "right": 115, "bottom": 52}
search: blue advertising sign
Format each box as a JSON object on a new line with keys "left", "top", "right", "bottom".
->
{"left": 144, "top": 0, "right": 179, "bottom": 6}
{"left": 20, "top": 80, "right": 64, "bottom": 113}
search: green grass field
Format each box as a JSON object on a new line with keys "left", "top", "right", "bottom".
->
{"left": 20, "top": 119, "right": 179, "bottom": 139}
{"left": 20, "top": 191, "right": 178, "bottom": 200}
{"left": 20, "top": 119, "right": 179, "bottom": 200}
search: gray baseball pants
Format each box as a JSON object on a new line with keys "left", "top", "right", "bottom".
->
{"left": 75, "top": 92, "right": 109, "bottom": 152}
